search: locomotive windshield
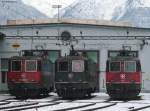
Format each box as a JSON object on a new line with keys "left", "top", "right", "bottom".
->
{"left": 11, "top": 60, "right": 21, "bottom": 72}
{"left": 110, "top": 61, "right": 120, "bottom": 72}
{"left": 25, "top": 60, "right": 37, "bottom": 72}
{"left": 124, "top": 61, "right": 136, "bottom": 72}
{"left": 58, "top": 61, "right": 68, "bottom": 72}
{"left": 72, "top": 60, "right": 84, "bottom": 72}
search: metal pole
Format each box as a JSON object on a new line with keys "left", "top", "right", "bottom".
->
{"left": 52, "top": 5, "right": 62, "bottom": 22}
{"left": 52, "top": 5, "right": 62, "bottom": 39}
{"left": 58, "top": 6, "right": 59, "bottom": 21}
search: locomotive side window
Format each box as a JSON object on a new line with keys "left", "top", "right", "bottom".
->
{"left": 124, "top": 61, "right": 136, "bottom": 72}
{"left": 110, "top": 61, "right": 120, "bottom": 72}
{"left": 25, "top": 60, "right": 37, "bottom": 72}
{"left": 72, "top": 60, "right": 84, "bottom": 72}
{"left": 58, "top": 61, "right": 68, "bottom": 72}
{"left": 11, "top": 60, "right": 21, "bottom": 72}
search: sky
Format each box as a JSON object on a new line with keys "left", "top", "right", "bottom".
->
{"left": 22, "top": 0, "right": 76, "bottom": 17}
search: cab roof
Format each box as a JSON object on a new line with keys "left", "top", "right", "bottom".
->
{"left": 56, "top": 56, "right": 88, "bottom": 62}
{"left": 107, "top": 57, "right": 140, "bottom": 61}
{"left": 10, "top": 56, "right": 42, "bottom": 60}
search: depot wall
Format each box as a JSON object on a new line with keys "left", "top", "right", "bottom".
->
{"left": 0, "top": 23, "right": 150, "bottom": 92}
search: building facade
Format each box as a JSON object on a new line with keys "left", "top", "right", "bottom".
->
{"left": 0, "top": 19, "right": 150, "bottom": 92}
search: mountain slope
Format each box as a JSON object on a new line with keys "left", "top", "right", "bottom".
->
{"left": 112, "top": 0, "right": 150, "bottom": 28}
{"left": 59, "top": 0, "right": 150, "bottom": 28}
{"left": 0, "top": 0, "right": 48, "bottom": 25}
{"left": 59, "top": 0, "right": 126, "bottom": 20}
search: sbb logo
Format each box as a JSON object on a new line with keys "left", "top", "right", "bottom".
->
{"left": 21, "top": 73, "right": 26, "bottom": 78}
{"left": 120, "top": 74, "right": 126, "bottom": 79}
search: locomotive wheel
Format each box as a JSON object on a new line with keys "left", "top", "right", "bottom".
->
{"left": 16, "top": 96, "right": 25, "bottom": 99}
{"left": 107, "top": 84, "right": 141, "bottom": 99}
{"left": 42, "top": 89, "right": 49, "bottom": 97}
{"left": 87, "top": 93, "right": 92, "bottom": 98}
{"left": 87, "top": 88, "right": 93, "bottom": 98}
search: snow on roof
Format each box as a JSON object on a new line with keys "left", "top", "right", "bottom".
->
{"left": 6, "top": 19, "right": 132, "bottom": 27}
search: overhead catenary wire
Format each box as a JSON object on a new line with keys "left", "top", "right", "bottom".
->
{"left": 4, "top": 35, "right": 150, "bottom": 40}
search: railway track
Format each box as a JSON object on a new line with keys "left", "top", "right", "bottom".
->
{"left": 0, "top": 101, "right": 38, "bottom": 110}
{"left": 3, "top": 101, "right": 96, "bottom": 111}
{"left": 0, "top": 97, "right": 61, "bottom": 111}
{"left": 0, "top": 100, "right": 120, "bottom": 111}
{"left": 0, "top": 98, "right": 15, "bottom": 102}
{"left": 81, "top": 102, "right": 117, "bottom": 111}
{"left": 129, "top": 104, "right": 150, "bottom": 111}
{"left": 53, "top": 103, "right": 96, "bottom": 111}
{"left": 0, "top": 94, "right": 150, "bottom": 111}
{"left": 0, "top": 101, "right": 10, "bottom": 106}
{"left": 5, "top": 102, "right": 60, "bottom": 111}
{"left": 0, "top": 97, "right": 27, "bottom": 107}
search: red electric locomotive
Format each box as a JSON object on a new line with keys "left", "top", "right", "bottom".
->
{"left": 7, "top": 56, "right": 54, "bottom": 98}
{"left": 106, "top": 50, "right": 141, "bottom": 99}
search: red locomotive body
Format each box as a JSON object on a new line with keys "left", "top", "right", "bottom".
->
{"left": 106, "top": 51, "right": 141, "bottom": 99}
{"left": 7, "top": 56, "right": 54, "bottom": 98}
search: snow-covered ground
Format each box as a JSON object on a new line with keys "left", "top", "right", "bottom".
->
{"left": 0, "top": 92, "right": 150, "bottom": 111}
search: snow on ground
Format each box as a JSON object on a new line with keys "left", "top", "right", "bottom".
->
{"left": 71, "top": 103, "right": 115, "bottom": 111}
{"left": 0, "top": 93, "right": 14, "bottom": 101}
{"left": 31, "top": 103, "right": 94, "bottom": 111}
{"left": 1, "top": 92, "right": 150, "bottom": 111}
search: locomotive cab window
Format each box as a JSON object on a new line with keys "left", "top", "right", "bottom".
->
{"left": 124, "top": 61, "right": 136, "bottom": 72}
{"left": 72, "top": 60, "right": 84, "bottom": 72}
{"left": 25, "top": 60, "right": 37, "bottom": 72}
{"left": 58, "top": 61, "right": 68, "bottom": 72}
{"left": 110, "top": 61, "right": 120, "bottom": 72}
{"left": 11, "top": 60, "right": 21, "bottom": 72}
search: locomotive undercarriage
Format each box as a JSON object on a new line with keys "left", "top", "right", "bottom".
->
{"left": 106, "top": 83, "right": 141, "bottom": 99}
{"left": 55, "top": 82, "right": 95, "bottom": 99}
{"left": 8, "top": 83, "right": 52, "bottom": 98}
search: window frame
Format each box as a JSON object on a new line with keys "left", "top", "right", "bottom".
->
{"left": 72, "top": 60, "right": 85, "bottom": 72}
{"left": 11, "top": 60, "right": 22, "bottom": 72}
{"left": 57, "top": 61, "right": 69, "bottom": 72}
{"left": 25, "top": 60, "right": 37, "bottom": 72}
{"left": 109, "top": 61, "right": 121, "bottom": 72}
{"left": 124, "top": 61, "right": 136, "bottom": 72}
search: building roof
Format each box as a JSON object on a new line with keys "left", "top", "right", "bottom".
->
{"left": 6, "top": 19, "right": 132, "bottom": 27}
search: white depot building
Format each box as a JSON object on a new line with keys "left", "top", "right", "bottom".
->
{"left": 0, "top": 19, "right": 150, "bottom": 92}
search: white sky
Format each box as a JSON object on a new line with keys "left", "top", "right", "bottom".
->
{"left": 22, "top": 0, "right": 76, "bottom": 17}
{"left": 141, "top": 0, "right": 150, "bottom": 6}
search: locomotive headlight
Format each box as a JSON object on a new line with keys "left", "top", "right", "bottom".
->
{"left": 31, "top": 79, "right": 35, "bottom": 82}
{"left": 79, "top": 79, "right": 82, "bottom": 82}
{"left": 11, "top": 79, "right": 15, "bottom": 82}
{"left": 68, "top": 73, "right": 74, "bottom": 79}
